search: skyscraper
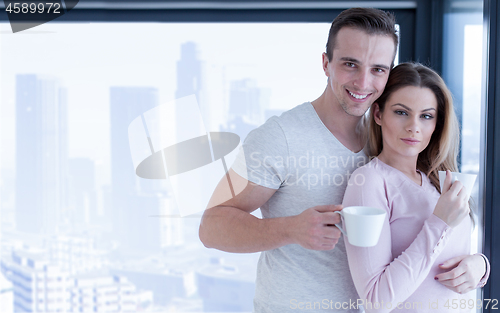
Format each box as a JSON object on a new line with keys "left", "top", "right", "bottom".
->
{"left": 109, "top": 87, "right": 163, "bottom": 253}
{"left": 229, "top": 79, "right": 265, "bottom": 124}
{"left": 221, "top": 78, "right": 271, "bottom": 141}
{"left": 176, "top": 42, "right": 203, "bottom": 102}
{"left": 175, "top": 42, "right": 207, "bottom": 241}
{"left": 15, "top": 74, "right": 68, "bottom": 235}
{"left": 68, "top": 158, "right": 97, "bottom": 231}
{"left": 176, "top": 42, "right": 208, "bottom": 131}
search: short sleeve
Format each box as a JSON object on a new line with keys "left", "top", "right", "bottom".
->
{"left": 231, "top": 117, "right": 289, "bottom": 190}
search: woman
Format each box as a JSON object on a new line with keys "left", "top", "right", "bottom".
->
{"left": 342, "top": 63, "right": 490, "bottom": 312}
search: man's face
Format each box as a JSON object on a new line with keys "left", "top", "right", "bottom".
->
{"left": 323, "top": 27, "right": 396, "bottom": 117}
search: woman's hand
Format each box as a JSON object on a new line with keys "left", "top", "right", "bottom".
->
{"left": 433, "top": 170, "right": 469, "bottom": 228}
{"left": 435, "top": 254, "right": 486, "bottom": 294}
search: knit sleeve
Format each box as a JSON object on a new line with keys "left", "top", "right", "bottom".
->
{"left": 342, "top": 166, "right": 451, "bottom": 313}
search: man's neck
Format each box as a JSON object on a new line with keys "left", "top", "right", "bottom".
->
{"left": 311, "top": 89, "right": 365, "bottom": 153}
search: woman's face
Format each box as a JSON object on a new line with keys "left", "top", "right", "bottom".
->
{"left": 374, "top": 86, "right": 438, "bottom": 159}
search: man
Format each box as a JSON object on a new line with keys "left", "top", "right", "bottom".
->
{"left": 199, "top": 8, "right": 398, "bottom": 312}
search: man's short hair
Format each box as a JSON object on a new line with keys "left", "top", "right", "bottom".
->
{"left": 326, "top": 8, "right": 398, "bottom": 62}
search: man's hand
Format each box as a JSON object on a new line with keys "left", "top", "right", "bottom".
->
{"left": 435, "top": 254, "right": 486, "bottom": 294}
{"left": 288, "top": 205, "right": 343, "bottom": 250}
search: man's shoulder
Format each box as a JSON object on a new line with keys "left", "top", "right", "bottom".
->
{"left": 263, "top": 102, "right": 313, "bottom": 126}
{"left": 245, "top": 102, "right": 313, "bottom": 140}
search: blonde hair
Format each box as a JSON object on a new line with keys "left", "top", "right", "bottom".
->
{"left": 367, "top": 62, "right": 460, "bottom": 193}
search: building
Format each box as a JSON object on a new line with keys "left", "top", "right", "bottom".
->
{"left": 196, "top": 257, "right": 256, "bottom": 312}
{"left": 109, "top": 87, "right": 165, "bottom": 253}
{"left": 67, "top": 158, "right": 98, "bottom": 231}
{"left": 15, "top": 74, "right": 68, "bottom": 235}
{"left": 175, "top": 42, "right": 204, "bottom": 112}
{"left": 221, "top": 78, "right": 271, "bottom": 141}
{"left": 110, "top": 245, "right": 206, "bottom": 308}
{"left": 47, "top": 235, "right": 107, "bottom": 276}
{"left": 9, "top": 248, "right": 151, "bottom": 313}
{"left": 0, "top": 271, "right": 13, "bottom": 313}
{"left": 69, "top": 272, "right": 152, "bottom": 312}
{"left": 10, "top": 247, "right": 70, "bottom": 313}
{"left": 228, "top": 78, "right": 270, "bottom": 125}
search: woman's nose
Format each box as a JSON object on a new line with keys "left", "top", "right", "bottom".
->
{"left": 406, "top": 118, "right": 421, "bottom": 133}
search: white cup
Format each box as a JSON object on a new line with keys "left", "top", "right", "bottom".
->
{"left": 438, "top": 171, "right": 477, "bottom": 200}
{"left": 334, "top": 206, "right": 386, "bottom": 247}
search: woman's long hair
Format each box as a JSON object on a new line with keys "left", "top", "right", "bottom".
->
{"left": 367, "top": 62, "right": 460, "bottom": 193}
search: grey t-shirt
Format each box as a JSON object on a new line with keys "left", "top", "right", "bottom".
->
{"left": 232, "top": 102, "right": 368, "bottom": 312}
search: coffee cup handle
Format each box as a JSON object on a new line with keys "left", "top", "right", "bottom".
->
{"left": 333, "top": 211, "right": 347, "bottom": 237}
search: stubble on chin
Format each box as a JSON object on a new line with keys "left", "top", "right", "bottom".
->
{"left": 340, "top": 100, "right": 371, "bottom": 117}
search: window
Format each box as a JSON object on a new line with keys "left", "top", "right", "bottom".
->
{"left": 1, "top": 21, "right": 336, "bottom": 312}
{"left": 442, "top": 0, "right": 487, "bottom": 310}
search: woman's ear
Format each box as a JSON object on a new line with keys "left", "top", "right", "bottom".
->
{"left": 373, "top": 103, "right": 383, "bottom": 126}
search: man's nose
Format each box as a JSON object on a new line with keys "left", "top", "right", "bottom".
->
{"left": 353, "top": 70, "right": 371, "bottom": 91}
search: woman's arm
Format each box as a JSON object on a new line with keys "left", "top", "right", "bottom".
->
{"left": 342, "top": 167, "right": 463, "bottom": 313}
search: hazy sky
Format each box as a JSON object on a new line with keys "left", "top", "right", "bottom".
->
{"left": 0, "top": 22, "right": 330, "bottom": 185}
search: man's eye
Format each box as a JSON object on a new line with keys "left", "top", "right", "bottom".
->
{"left": 345, "top": 62, "right": 355, "bottom": 67}
{"left": 373, "top": 68, "right": 385, "bottom": 73}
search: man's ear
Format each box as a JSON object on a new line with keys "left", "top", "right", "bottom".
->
{"left": 373, "top": 103, "right": 383, "bottom": 126}
{"left": 322, "top": 52, "right": 330, "bottom": 77}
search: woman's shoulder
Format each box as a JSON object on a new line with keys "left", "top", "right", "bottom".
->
{"left": 344, "top": 158, "right": 391, "bottom": 207}
{"left": 351, "top": 158, "right": 388, "bottom": 176}
{"left": 350, "top": 157, "right": 410, "bottom": 190}
{"left": 349, "top": 158, "right": 388, "bottom": 186}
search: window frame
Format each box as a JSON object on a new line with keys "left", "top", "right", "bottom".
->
{"left": 482, "top": 0, "right": 500, "bottom": 307}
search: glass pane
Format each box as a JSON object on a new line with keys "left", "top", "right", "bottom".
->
{"left": 442, "top": 0, "right": 484, "bottom": 310}
{"left": 0, "top": 22, "right": 333, "bottom": 312}
{"left": 0, "top": 21, "right": 403, "bottom": 313}
{"left": 443, "top": 8, "right": 483, "bottom": 253}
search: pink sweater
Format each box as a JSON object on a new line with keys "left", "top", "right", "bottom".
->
{"left": 342, "top": 158, "right": 489, "bottom": 313}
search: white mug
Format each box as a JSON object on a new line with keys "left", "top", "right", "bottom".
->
{"left": 334, "top": 206, "right": 386, "bottom": 247}
{"left": 438, "top": 171, "right": 477, "bottom": 201}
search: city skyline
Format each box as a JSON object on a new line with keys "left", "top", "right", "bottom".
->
{"left": 0, "top": 23, "right": 329, "bottom": 170}
{"left": 2, "top": 35, "right": 276, "bottom": 311}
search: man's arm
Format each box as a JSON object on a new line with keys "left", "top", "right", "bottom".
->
{"left": 199, "top": 169, "right": 342, "bottom": 253}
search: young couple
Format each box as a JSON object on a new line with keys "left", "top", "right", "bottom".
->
{"left": 199, "top": 7, "right": 490, "bottom": 312}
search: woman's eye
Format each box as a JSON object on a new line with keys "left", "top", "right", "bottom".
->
{"left": 395, "top": 110, "right": 407, "bottom": 116}
{"left": 422, "top": 114, "right": 434, "bottom": 119}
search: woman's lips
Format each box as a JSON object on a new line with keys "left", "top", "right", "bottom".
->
{"left": 401, "top": 138, "right": 420, "bottom": 145}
